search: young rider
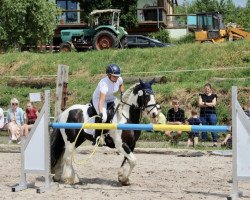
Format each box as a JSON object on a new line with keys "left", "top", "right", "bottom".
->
{"left": 92, "top": 64, "right": 124, "bottom": 144}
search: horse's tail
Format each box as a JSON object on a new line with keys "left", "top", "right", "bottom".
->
{"left": 50, "top": 128, "right": 65, "bottom": 170}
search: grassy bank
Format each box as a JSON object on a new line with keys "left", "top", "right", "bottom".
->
{"left": 0, "top": 40, "right": 250, "bottom": 126}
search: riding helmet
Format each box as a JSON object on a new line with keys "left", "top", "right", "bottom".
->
{"left": 106, "top": 64, "right": 121, "bottom": 77}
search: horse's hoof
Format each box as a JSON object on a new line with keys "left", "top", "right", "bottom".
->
{"left": 119, "top": 178, "right": 130, "bottom": 186}
{"left": 74, "top": 175, "right": 80, "bottom": 184}
{"left": 52, "top": 176, "right": 60, "bottom": 182}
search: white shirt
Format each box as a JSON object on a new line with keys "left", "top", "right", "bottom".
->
{"left": 0, "top": 108, "right": 4, "bottom": 128}
{"left": 92, "top": 76, "right": 123, "bottom": 103}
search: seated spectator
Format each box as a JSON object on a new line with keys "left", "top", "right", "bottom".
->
{"left": 222, "top": 104, "right": 250, "bottom": 148}
{"left": 21, "top": 102, "right": 39, "bottom": 137}
{"left": 221, "top": 133, "right": 232, "bottom": 147}
{"left": 6, "top": 98, "right": 24, "bottom": 144}
{"left": 187, "top": 108, "right": 202, "bottom": 147}
{"left": 0, "top": 107, "right": 4, "bottom": 129}
{"left": 165, "top": 99, "right": 185, "bottom": 142}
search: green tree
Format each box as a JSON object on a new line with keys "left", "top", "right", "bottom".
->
{"left": 0, "top": 0, "right": 60, "bottom": 50}
{"left": 74, "top": 0, "right": 137, "bottom": 28}
{"left": 223, "top": 0, "right": 236, "bottom": 24}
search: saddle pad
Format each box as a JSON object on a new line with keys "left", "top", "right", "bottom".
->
{"left": 83, "top": 108, "right": 95, "bottom": 136}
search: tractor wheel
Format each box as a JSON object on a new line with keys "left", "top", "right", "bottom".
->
{"left": 59, "top": 43, "right": 71, "bottom": 52}
{"left": 93, "top": 30, "right": 118, "bottom": 50}
{"left": 119, "top": 36, "right": 128, "bottom": 49}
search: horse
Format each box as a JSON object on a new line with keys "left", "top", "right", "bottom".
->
{"left": 50, "top": 79, "right": 158, "bottom": 186}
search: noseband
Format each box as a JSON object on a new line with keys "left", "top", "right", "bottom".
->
{"left": 139, "top": 90, "right": 158, "bottom": 114}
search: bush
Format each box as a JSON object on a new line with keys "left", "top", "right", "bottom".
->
{"left": 172, "top": 33, "right": 195, "bottom": 44}
{"left": 148, "top": 29, "right": 170, "bottom": 43}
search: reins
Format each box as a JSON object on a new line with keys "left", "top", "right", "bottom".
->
{"left": 71, "top": 115, "right": 104, "bottom": 165}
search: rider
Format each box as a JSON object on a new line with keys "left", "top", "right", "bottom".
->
{"left": 92, "top": 64, "right": 124, "bottom": 144}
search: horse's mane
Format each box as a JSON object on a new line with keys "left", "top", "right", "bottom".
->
{"left": 116, "top": 82, "right": 141, "bottom": 118}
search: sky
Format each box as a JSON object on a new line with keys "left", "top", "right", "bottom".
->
{"left": 178, "top": 0, "right": 247, "bottom": 7}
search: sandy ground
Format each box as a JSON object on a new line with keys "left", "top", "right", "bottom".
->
{"left": 1, "top": 147, "right": 250, "bottom": 200}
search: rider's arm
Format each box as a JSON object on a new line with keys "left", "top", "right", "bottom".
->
{"left": 98, "top": 92, "right": 106, "bottom": 114}
{"left": 119, "top": 83, "right": 124, "bottom": 93}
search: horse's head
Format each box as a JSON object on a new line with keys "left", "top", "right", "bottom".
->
{"left": 133, "top": 78, "right": 158, "bottom": 119}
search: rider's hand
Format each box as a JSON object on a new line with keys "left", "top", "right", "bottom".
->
{"left": 98, "top": 112, "right": 103, "bottom": 121}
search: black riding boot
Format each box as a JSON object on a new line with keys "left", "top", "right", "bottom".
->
{"left": 92, "top": 117, "right": 102, "bottom": 146}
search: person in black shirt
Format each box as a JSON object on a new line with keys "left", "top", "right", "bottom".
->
{"left": 165, "top": 99, "right": 185, "bottom": 140}
{"left": 187, "top": 108, "right": 202, "bottom": 147}
{"left": 199, "top": 83, "right": 218, "bottom": 147}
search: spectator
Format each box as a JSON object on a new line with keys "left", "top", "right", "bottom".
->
{"left": 221, "top": 103, "right": 250, "bottom": 148}
{"left": 7, "top": 98, "right": 24, "bottom": 144}
{"left": 199, "top": 83, "right": 218, "bottom": 147}
{"left": 221, "top": 133, "right": 232, "bottom": 147}
{"left": 165, "top": 99, "right": 185, "bottom": 141}
{"left": 21, "top": 102, "right": 39, "bottom": 137}
{"left": 187, "top": 108, "right": 202, "bottom": 147}
{"left": 0, "top": 107, "right": 4, "bottom": 129}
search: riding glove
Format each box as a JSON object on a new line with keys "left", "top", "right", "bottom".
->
{"left": 98, "top": 112, "right": 103, "bottom": 121}
{"left": 120, "top": 92, "right": 124, "bottom": 101}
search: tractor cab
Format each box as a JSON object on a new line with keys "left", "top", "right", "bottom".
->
{"left": 195, "top": 12, "right": 226, "bottom": 43}
{"left": 90, "top": 9, "right": 121, "bottom": 28}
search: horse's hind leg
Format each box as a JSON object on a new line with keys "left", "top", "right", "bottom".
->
{"left": 110, "top": 130, "right": 136, "bottom": 186}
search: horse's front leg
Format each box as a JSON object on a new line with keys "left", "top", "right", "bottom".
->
{"left": 110, "top": 130, "right": 136, "bottom": 186}
{"left": 60, "top": 141, "right": 79, "bottom": 184}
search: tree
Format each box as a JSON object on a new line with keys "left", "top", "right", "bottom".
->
{"left": 223, "top": 0, "right": 236, "bottom": 24}
{"left": 73, "top": 0, "right": 138, "bottom": 28}
{"left": 0, "top": 0, "right": 60, "bottom": 50}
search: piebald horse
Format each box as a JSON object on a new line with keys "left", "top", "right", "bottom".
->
{"left": 50, "top": 79, "right": 158, "bottom": 186}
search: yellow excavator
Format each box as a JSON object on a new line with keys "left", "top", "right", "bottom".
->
{"left": 195, "top": 12, "right": 250, "bottom": 43}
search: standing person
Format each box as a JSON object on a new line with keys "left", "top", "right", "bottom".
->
{"left": 21, "top": 102, "right": 39, "bottom": 137}
{"left": 6, "top": 98, "right": 24, "bottom": 143}
{"left": 0, "top": 107, "right": 4, "bottom": 129}
{"left": 91, "top": 64, "right": 124, "bottom": 144}
{"left": 199, "top": 83, "right": 218, "bottom": 147}
{"left": 164, "top": 99, "right": 185, "bottom": 142}
{"left": 187, "top": 108, "right": 202, "bottom": 147}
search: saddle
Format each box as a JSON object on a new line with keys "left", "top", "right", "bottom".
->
{"left": 87, "top": 100, "right": 115, "bottom": 123}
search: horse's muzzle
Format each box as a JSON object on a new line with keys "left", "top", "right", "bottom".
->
{"left": 152, "top": 112, "right": 157, "bottom": 118}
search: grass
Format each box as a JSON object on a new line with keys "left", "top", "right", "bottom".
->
{"left": 0, "top": 40, "right": 250, "bottom": 145}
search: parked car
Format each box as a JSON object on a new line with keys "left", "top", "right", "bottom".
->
{"left": 127, "top": 35, "right": 174, "bottom": 48}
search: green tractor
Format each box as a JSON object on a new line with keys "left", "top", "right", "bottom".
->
{"left": 60, "top": 9, "right": 128, "bottom": 52}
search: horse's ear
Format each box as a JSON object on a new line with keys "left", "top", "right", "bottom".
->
{"left": 139, "top": 79, "right": 144, "bottom": 86}
{"left": 149, "top": 78, "right": 155, "bottom": 85}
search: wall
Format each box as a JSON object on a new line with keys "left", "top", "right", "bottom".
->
{"left": 166, "top": 28, "right": 188, "bottom": 39}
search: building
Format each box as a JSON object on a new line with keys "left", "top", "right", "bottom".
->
{"left": 52, "top": 0, "right": 187, "bottom": 42}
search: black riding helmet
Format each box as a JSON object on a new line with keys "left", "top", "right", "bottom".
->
{"left": 106, "top": 64, "right": 121, "bottom": 77}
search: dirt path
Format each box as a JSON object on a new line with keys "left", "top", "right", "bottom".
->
{"left": 1, "top": 149, "right": 250, "bottom": 200}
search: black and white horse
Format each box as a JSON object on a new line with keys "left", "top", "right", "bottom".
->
{"left": 50, "top": 79, "right": 158, "bottom": 186}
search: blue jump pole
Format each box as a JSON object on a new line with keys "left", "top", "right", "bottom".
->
{"left": 51, "top": 123, "right": 230, "bottom": 133}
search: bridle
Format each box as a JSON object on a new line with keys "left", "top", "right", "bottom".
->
{"left": 120, "top": 88, "right": 158, "bottom": 121}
